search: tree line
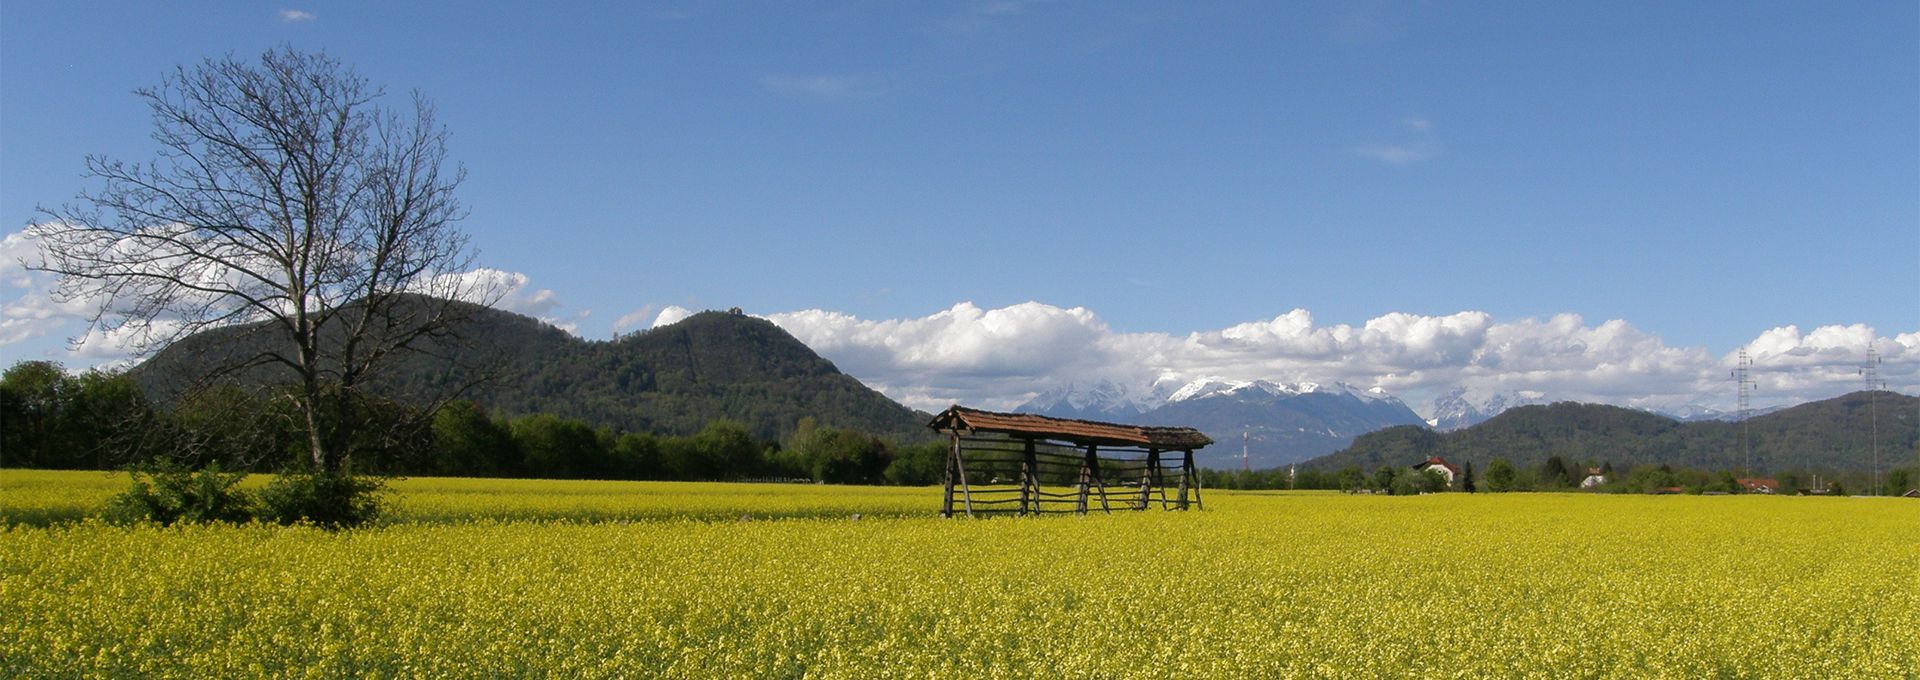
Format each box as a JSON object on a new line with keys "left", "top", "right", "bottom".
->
{"left": 2, "top": 360, "right": 947, "bottom": 486}
{"left": 1313, "top": 399, "right": 1920, "bottom": 482}
{"left": 1202, "top": 452, "right": 1915, "bottom": 496}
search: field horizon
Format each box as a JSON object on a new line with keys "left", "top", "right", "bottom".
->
{"left": 4, "top": 471, "right": 1916, "bottom": 677}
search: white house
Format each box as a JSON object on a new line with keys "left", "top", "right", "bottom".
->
{"left": 1413, "top": 456, "right": 1460, "bottom": 487}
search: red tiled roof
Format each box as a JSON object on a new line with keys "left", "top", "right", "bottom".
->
{"left": 927, "top": 406, "right": 1213, "bottom": 449}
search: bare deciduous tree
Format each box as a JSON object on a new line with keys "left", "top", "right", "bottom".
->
{"left": 32, "top": 47, "right": 492, "bottom": 475}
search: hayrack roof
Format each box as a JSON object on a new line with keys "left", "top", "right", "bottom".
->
{"left": 927, "top": 405, "right": 1214, "bottom": 449}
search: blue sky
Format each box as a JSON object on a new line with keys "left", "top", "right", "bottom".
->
{"left": 2, "top": 1, "right": 1915, "bottom": 414}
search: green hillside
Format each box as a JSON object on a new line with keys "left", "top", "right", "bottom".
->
{"left": 1302, "top": 392, "right": 1918, "bottom": 475}
{"left": 134, "top": 300, "right": 931, "bottom": 443}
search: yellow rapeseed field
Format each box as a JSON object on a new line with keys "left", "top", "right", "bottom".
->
{"left": 0, "top": 470, "right": 930, "bottom": 525}
{"left": 2, "top": 471, "right": 1915, "bottom": 677}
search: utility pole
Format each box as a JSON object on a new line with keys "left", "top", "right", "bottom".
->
{"left": 1862, "top": 349, "right": 1883, "bottom": 496}
{"left": 1732, "top": 348, "right": 1755, "bottom": 476}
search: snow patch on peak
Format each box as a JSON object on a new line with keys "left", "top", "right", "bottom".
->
{"left": 1167, "top": 377, "right": 1403, "bottom": 404}
{"left": 1168, "top": 377, "right": 1249, "bottom": 403}
{"left": 1030, "top": 375, "right": 1412, "bottom": 415}
{"left": 1426, "top": 388, "right": 1552, "bottom": 430}
{"left": 1018, "top": 378, "right": 1167, "bottom": 417}
{"left": 1335, "top": 383, "right": 1399, "bottom": 403}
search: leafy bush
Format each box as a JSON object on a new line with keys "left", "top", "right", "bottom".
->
{"left": 258, "top": 472, "right": 387, "bottom": 528}
{"left": 104, "top": 462, "right": 255, "bottom": 525}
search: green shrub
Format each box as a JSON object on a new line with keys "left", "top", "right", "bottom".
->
{"left": 258, "top": 472, "right": 386, "bottom": 528}
{"left": 104, "top": 462, "right": 255, "bottom": 525}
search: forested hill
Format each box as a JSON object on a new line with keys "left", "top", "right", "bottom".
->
{"left": 134, "top": 300, "right": 932, "bottom": 442}
{"left": 1299, "top": 391, "right": 1918, "bottom": 475}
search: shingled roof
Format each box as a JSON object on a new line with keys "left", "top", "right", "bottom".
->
{"left": 928, "top": 405, "right": 1214, "bottom": 449}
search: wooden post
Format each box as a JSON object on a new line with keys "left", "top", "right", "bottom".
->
{"left": 1155, "top": 449, "right": 1173, "bottom": 509}
{"left": 1139, "top": 448, "right": 1159, "bottom": 510}
{"left": 954, "top": 436, "right": 974, "bottom": 517}
{"left": 1177, "top": 448, "right": 1191, "bottom": 510}
{"left": 1091, "top": 445, "right": 1112, "bottom": 513}
{"left": 1021, "top": 437, "right": 1036, "bottom": 510}
{"left": 942, "top": 433, "right": 957, "bottom": 517}
{"left": 1075, "top": 444, "right": 1092, "bottom": 514}
{"left": 1021, "top": 438, "right": 1040, "bottom": 516}
{"left": 1184, "top": 449, "right": 1203, "bottom": 510}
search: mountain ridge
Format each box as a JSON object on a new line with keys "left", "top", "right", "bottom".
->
{"left": 1018, "top": 377, "right": 1426, "bottom": 467}
{"left": 133, "top": 299, "right": 933, "bottom": 443}
{"left": 1300, "top": 391, "right": 1918, "bottom": 475}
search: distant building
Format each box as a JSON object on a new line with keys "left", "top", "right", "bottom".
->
{"left": 1736, "top": 478, "right": 1779, "bottom": 494}
{"left": 1580, "top": 467, "right": 1607, "bottom": 489}
{"left": 1413, "top": 456, "right": 1461, "bottom": 487}
{"left": 1902, "top": 489, "right": 1919, "bottom": 498}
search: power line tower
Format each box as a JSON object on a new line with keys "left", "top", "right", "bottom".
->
{"left": 1862, "top": 348, "right": 1884, "bottom": 496}
{"left": 1732, "top": 347, "right": 1755, "bottom": 475}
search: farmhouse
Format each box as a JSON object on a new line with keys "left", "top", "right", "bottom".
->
{"left": 1580, "top": 467, "right": 1608, "bottom": 489}
{"left": 1737, "top": 478, "right": 1779, "bottom": 494}
{"left": 928, "top": 406, "right": 1212, "bottom": 517}
{"left": 1412, "top": 456, "right": 1460, "bottom": 487}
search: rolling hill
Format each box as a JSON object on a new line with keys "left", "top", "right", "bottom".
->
{"left": 1299, "top": 391, "right": 1918, "bottom": 475}
{"left": 133, "top": 299, "right": 932, "bottom": 442}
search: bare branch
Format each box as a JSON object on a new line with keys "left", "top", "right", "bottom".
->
{"left": 29, "top": 47, "right": 481, "bottom": 475}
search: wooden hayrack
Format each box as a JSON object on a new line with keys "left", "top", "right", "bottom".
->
{"left": 928, "top": 406, "right": 1213, "bottom": 517}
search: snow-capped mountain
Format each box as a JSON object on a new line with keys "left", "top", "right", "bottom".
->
{"left": 1422, "top": 389, "right": 1790, "bottom": 428}
{"left": 1646, "top": 404, "right": 1788, "bottom": 422}
{"left": 1425, "top": 389, "right": 1550, "bottom": 431}
{"left": 1016, "top": 379, "right": 1171, "bottom": 421}
{"left": 1654, "top": 404, "right": 1730, "bottom": 422}
{"left": 1163, "top": 377, "right": 1401, "bottom": 405}
{"left": 1017, "top": 377, "right": 1425, "bottom": 468}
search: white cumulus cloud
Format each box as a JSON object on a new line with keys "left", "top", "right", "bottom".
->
{"left": 652, "top": 306, "right": 697, "bottom": 328}
{"left": 429, "top": 268, "right": 563, "bottom": 318}
{"left": 612, "top": 306, "right": 659, "bottom": 335}
{"left": 756, "top": 301, "right": 1918, "bottom": 413}
{"left": 1, "top": 225, "right": 585, "bottom": 363}
{"left": 1737, "top": 324, "right": 1917, "bottom": 394}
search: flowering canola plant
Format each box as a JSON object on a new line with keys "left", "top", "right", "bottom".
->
{"left": 2, "top": 475, "right": 1915, "bottom": 678}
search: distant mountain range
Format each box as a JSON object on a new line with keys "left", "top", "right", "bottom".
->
{"left": 1425, "top": 389, "right": 1551, "bottom": 430}
{"left": 134, "top": 299, "right": 931, "bottom": 443}
{"left": 1017, "top": 378, "right": 1426, "bottom": 468}
{"left": 1021, "top": 377, "right": 1856, "bottom": 468}
{"left": 1426, "top": 388, "right": 1789, "bottom": 430}
{"left": 128, "top": 294, "right": 1891, "bottom": 469}
{"left": 1301, "top": 391, "right": 1918, "bottom": 475}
